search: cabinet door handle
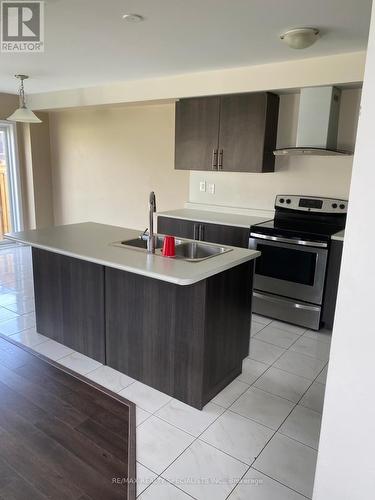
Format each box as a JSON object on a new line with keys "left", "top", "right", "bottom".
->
{"left": 193, "top": 224, "right": 199, "bottom": 240}
{"left": 198, "top": 224, "right": 204, "bottom": 240}
{"left": 218, "top": 149, "right": 224, "bottom": 170}
{"left": 211, "top": 149, "right": 218, "bottom": 170}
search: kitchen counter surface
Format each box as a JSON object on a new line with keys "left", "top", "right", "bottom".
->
{"left": 331, "top": 230, "right": 345, "bottom": 241}
{"left": 157, "top": 208, "right": 271, "bottom": 228}
{"left": 5, "top": 222, "right": 260, "bottom": 286}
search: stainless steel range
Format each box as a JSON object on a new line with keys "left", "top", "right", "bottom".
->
{"left": 249, "top": 195, "right": 347, "bottom": 330}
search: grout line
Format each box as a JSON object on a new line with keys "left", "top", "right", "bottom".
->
{"left": 247, "top": 348, "right": 286, "bottom": 367}
{"left": 250, "top": 466, "right": 311, "bottom": 499}
{"left": 278, "top": 427, "right": 320, "bottom": 452}
{"left": 125, "top": 391, "right": 174, "bottom": 418}
{"left": 8, "top": 334, "right": 49, "bottom": 348}
{"left": 156, "top": 477, "right": 198, "bottom": 499}
{"left": 136, "top": 472, "right": 197, "bottom": 499}
{"left": 227, "top": 404, "right": 292, "bottom": 433}
{"left": 253, "top": 324, "right": 307, "bottom": 339}
{"left": 192, "top": 436, "right": 251, "bottom": 467}
{"left": 260, "top": 363, "right": 321, "bottom": 382}
{"left": 252, "top": 335, "right": 300, "bottom": 350}
{"left": 250, "top": 320, "right": 269, "bottom": 336}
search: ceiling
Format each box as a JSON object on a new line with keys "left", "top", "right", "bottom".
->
{"left": 0, "top": 0, "right": 372, "bottom": 94}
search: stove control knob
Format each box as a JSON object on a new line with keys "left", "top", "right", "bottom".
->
{"left": 279, "top": 198, "right": 285, "bottom": 204}
{"left": 340, "top": 204, "right": 346, "bottom": 210}
{"left": 332, "top": 203, "right": 338, "bottom": 209}
{"left": 286, "top": 199, "right": 291, "bottom": 204}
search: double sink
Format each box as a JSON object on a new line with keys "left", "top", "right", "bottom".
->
{"left": 112, "top": 236, "right": 232, "bottom": 262}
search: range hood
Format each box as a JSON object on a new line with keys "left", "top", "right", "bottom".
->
{"left": 274, "top": 86, "right": 353, "bottom": 157}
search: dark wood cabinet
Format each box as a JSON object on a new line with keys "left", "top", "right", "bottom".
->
{"left": 158, "top": 216, "right": 250, "bottom": 248}
{"left": 105, "top": 262, "right": 253, "bottom": 408}
{"left": 157, "top": 216, "right": 197, "bottom": 239}
{"left": 175, "top": 96, "right": 220, "bottom": 171}
{"left": 32, "top": 248, "right": 105, "bottom": 362}
{"left": 322, "top": 239, "right": 343, "bottom": 329}
{"left": 175, "top": 92, "right": 279, "bottom": 172}
{"left": 30, "top": 246, "right": 255, "bottom": 410}
{"left": 199, "top": 222, "right": 249, "bottom": 248}
{"left": 218, "top": 93, "right": 279, "bottom": 172}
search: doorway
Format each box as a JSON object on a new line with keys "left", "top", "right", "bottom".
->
{"left": 0, "top": 122, "right": 23, "bottom": 243}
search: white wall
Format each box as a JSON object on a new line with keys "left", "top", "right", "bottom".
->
{"left": 29, "top": 51, "right": 365, "bottom": 111}
{"left": 313, "top": 8, "right": 375, "bottom": 500}
{"left": 22, "top": 113, "right": 54, "bottom": 229}
{"left": 189, "top": 89, "right": 361, "bottom": 211}
{"left": 49, "top": 103, "right": 189, "bottom": 230}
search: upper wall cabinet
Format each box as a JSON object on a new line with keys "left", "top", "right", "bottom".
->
{"left": 175, "top": 92, "right": 279, "bottom": 173}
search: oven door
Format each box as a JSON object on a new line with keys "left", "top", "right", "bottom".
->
{"left": 249, "top": 233, "right": 328, "bottom": 304}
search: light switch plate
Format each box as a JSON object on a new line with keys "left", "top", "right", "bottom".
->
{"left": 208, "top": 183, "right": 215, "bottom": 195}
{"left": 199, "top": 181, "right": 206, "bottom": 192}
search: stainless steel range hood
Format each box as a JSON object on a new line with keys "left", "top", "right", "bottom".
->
{"left": 274, "top": 86, "right": 353, "bottom": 157}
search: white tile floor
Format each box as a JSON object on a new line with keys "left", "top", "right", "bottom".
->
{"left": 0, "top": 244, "right": 331, "bottom": 499}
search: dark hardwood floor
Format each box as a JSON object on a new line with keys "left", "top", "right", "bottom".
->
{"left": 0, "top": 334, "right": 136, "bottom": 500}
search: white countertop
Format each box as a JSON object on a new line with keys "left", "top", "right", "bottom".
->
{"left": 5, "top": 222, "right": 260, "bottom": 286}
{"left": 157, "top": 208, "right": 271, "bottom": 228}
{"left": 159, "top": 208, "right": 347, "bottom": 242}
{"left": 331, "top": 230, "right": 345, "bottom": 242}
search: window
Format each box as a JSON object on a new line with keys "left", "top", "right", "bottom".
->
{"left": 0, "top": 122, "right": 23, "bottom": 242}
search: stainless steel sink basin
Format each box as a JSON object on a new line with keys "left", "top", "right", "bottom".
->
{"left": 171, "top": 241, "right": 232, "bottom": 262}
{"left": 113, "top": 236, "right": 165, "bottom": 250}
{"left": 111, "top": 236, "right": 232, "bottom": 262}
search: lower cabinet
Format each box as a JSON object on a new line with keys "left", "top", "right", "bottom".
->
{"left": 157, "top": 216, "right": 250, "bottom": 248}
{"left": 32, "top": 248, "right": 105, "bottom": 362}
{"left": 200, "top": 222, "right": 250, "bottom": 247}
{"left": 105, "top": 262, "right": 253, "bottom": 409}
{"left": 157, "top": 216, "right": 196, "bottom": 239}
{"left": 322, "top": 239, "right": 344, "bottom": 329}
{"left": 31, "top": 247, "right": 254, "bottom": 409}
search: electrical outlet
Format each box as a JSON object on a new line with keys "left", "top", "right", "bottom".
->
{"left": 199, "top": 181, "right": 206, "bottom": 192}
{"left": 208, "top": 183, "right": 215, "bottom": 195}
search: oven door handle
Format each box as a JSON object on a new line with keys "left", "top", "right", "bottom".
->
{"left": 249, "top": 232, "right": 328, "bottom": 249}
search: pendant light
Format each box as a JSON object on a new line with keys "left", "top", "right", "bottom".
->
{"left": 7, "top": 75, "right": 42, "bottom": 124}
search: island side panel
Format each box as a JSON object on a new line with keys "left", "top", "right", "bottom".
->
{"left": 105, "top": 268, "right": 207, "bottom": 408}
{"left": 202, "top": 261, "right": 254, "bottom": 405}
{"left": 32, "top": 248, "right": 105, "bottom": 362}
{"left": 173, "top": 282, "right": 207, "bottom": 407}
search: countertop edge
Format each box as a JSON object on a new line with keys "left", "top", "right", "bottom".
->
{"left": 331, "top": 230, "right": 345, "bottom": 242}
{"left": 157, "top": 212, "right": 250, "bottom": 228}
{"left": 157, "top": 209, "right": 270, "bottom": 228}
{"left": 5, "top": 235, "right": 260, "bottom": 286}
{"left": 184, "top": 202, "right": 275, "bottom": 219}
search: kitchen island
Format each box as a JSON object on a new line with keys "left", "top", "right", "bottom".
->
{"left": 6, "top": 222, "right": 260, "bottom": 409}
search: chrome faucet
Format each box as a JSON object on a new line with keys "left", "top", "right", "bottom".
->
{"left": 147, "top": 191, "right": 157, "bottom": 253}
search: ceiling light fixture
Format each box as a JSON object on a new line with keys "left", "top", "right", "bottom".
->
{"left": 7, "top": 75, "right": 42, "bottom": 124}
{"left": 280, "top": 27, "right": 320, "bottom": 49}
{"left": 122, "top": 13, "right": 144, "bottom": 23}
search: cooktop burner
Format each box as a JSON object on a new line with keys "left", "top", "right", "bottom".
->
{"left": 252, "top": 218, "right": 344, "bottom": 241}
{"left": 250, "top": 195, "right": 347, "bottom": 242}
